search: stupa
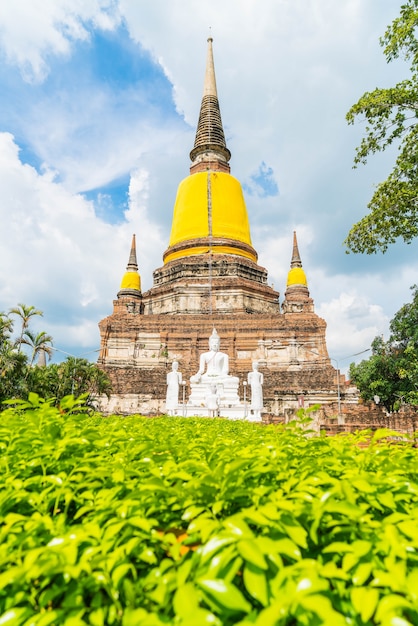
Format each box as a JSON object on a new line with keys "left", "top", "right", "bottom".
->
{"left": 97, "top": 38, "right": 345, "bottom": 418}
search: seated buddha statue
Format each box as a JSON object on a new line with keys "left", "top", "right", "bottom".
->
{"left": 191, "top": 329, "right": 237, "bottom": 384}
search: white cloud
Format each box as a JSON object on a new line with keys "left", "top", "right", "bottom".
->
{"left": 317, "top": 290, "right": 387, "bottom": 372}
{"left": 0, "top": 0, "right": 120, "bottom": 82}
{"left": 124, "top": 168, "right": 166, "bottom": 283}
{"left": 0, "top": 132, "right": 164, "bottom": 350}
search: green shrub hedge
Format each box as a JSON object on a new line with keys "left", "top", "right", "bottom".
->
{"left": 1, "top": 395, "right": 418, "bottom": 625}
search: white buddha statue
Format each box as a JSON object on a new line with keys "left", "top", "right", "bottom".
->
{"left": 191, "top": 329, "right": 236, "bottom": 383}
{"left": 247, "top": 360, "right": 263, "bottom": 420}
{"left": 188, "top": 329, "right": 240, "bottom": 413}
{"left": 165, "top": 361, "right": 182, "bottom": 415}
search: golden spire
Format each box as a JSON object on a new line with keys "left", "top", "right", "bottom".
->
{"left": 286, "top": 231, "right": 308, "bottom": 287}
{"left": 283, "top": 231, "right": 313, "bottom": 313}
{"left": 163, "top": 38, "right": 257, "bottom": 265}
{"left": 118, "top": 234, "right": 142, "bottom": 297}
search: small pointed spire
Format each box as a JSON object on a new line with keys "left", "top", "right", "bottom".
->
{"left": 190, "top": 38, "right": 231, "bottom": 172}
{"left": 287, "top": 231, "right": 307, "bottom": 286}
{"left": 203, "top": 37, "right": 218, "bottom": 98}
{"left": 126, "top": 234, "right": 138, "bottom": 271}
{"left": 118, "top": 234, "right": 142, "bottom": 299}
{"left": 290, "top": 231, "right": 303, "bottom": 269}
{"left": 283, "top": 231, "right": 314, "bottom": 314}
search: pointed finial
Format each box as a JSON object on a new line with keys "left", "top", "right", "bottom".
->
{"left": 127, "top": 234, "right": 138, "bottom": 272}
{"left": 118, "top": 234, "right": 142, "bottom": 296}
{"left": 286, "top": 231, "right": 308, "bottom": 289}
{"left": 283, "top": 231, "right": 313, "bottom": 312}
{"left": 203, "top": 36, "right": 217, "bottom": 97}
{"left": 290, "top": 231, "right": 303, "bottom": 269}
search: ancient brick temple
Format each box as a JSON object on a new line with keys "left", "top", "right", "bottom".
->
{"left": 98, "top": 38, "right": 348, "bottom": 417}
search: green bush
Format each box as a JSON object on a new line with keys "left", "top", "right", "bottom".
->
{"left": 1, "top": 395, "right": 418, "bottom": 625}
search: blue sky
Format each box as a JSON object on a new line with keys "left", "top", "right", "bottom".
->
{"left": 0, "top": 1, "right": 416, "bottom": 373}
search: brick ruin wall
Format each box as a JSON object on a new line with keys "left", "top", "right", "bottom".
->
{"left": 264, "top": 401, "right": 418, "bottom": 437}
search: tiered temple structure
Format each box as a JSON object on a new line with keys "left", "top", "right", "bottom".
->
{"left": 97, "top": 38, "right": 347, "bottom": 418}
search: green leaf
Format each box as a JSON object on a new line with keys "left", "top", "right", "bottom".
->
{"left": 372, "top": 569, "right": 398, "bottom": 588}
{"left": 243, "top": 563, "right": 269, "bottom": 607}
{"left": 32, "top": 611, "right": 62, "bottom": 626}
{"left": 242, "top": 508, "right": 271, "bottom": 526}
{"left": 298, "top": 594, "right": 346, "bottom": 624}
{"left": 253, "top": 601, "right": 289, "bottom": 626}
{"left": 0, "top": 608, "right": 34, "bottom": 626}
{"left": 223, "top": 517, "right": 253, "bottom": 538}
{"left": 121, "top": 609, "right": 166, "bottom": 626}
{"left": 273, "top": 537, "right": 301, "bottom": 561}
{"left": 179, "top": 608, "right": 222, "bottom": 626}
{"left": 372, "top": 429, "right": 405, "bottom": 442}
{"left": 182, "top": 505, "right": 206, "bottom": 521}
{"left": 352, "top": 561, "right": 373, "bottom": 586}
{"left": 378, "top": 490, "right": 396, "bottom": 509}
{"left": 406, "top": 569, "right": 418, "bottom": 600}
{"left": 351, "top": 540, "right": 372, "bottom": 558}
{"left": 173, "top": 583, "right": 200, "bottom": 618}
{"left": 343, "top": 552, "right": 361, "bottom": 573}
{"left": 197, "top": 579, "right": 251, "bottom": 614}
{"left": 398, "top": 520, "right": 418, "bottom": 540}
{"left": 111, "top": 563, "right": 134, "bottom": 588}
{"left": 237, "top": 539, "right": 268, "bottom": 570}
{"left": 112, "top": 468, "right": 125, "bottom": 483}
{"left": 283, "top": 522, "right": 308, "bottom": 549}
{"left": 320, "top": 561, "right": 348, "bottom": 581}
{"left": 295, "top": 574, "right": 329, "bottom": 596}
{"left": 375, "top": 594, "right": 414, "bottom": 623}
{"left": 351, "top": 587, "right": 379, "bottom": 622}
{"left": 324, "top": 500, "right": 363, "bottom": 518}
{"left": 322, "top": 541, "right": 355, "bottom": 554}
{"left": 138, "top": 547, "right": 157, "bottom": 564}
{"left": 89, "top": 608, "right": 106, "bottom": 626}
{"left": 201, "top": 544, "right": 238, "bottom": 579}
{"left": 352, "top": 478, "right": 375, "bottom": 493}
{"left": 0, "top": 567, "right": 22, "bottom": 590}
{"left": 198, "top": 536, "right": 236, "bottom": 564}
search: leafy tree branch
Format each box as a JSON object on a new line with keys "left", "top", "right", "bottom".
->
{"left": 345, "top": 0, "right": 418, "bottom": 253}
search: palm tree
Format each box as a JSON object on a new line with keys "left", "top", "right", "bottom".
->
{"left": 58, "top": 357, "right": 111, "bottom": 401}
{"left": 0, "top": 346, "right": 27, "bottom": 402}
{"left": 21, "top": 330, "right": 53, "bottom": 366}
{"left": 9, "top": 304, "right": 43, "bottom": 353}
{"left": 0, "top": 312, "right": 13, "bottom": 347}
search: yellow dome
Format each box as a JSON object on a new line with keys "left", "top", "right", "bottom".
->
{"left": 165, "top": 171, "right": 256, "bottom": 263}
{"left": 120, "top": 271, "right": 141, "bottom": 291}
{"left": 287, "top": 267, "right": 307, "bottom": 287}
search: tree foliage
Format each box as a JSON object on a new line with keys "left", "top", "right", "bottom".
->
{"left": 0, "top": 310, "right": 27, "bottom": 402}
{"left": 345, "top": 0, "right": 418, "bottom": 253}
{"left": 25, "top": 357, "right": 112, "bottom": 406}
{"left": 20, "top": 329, "right": 54, "bottom": 366}
{"left": 0, "top": 304, "right": 111, "bottom": 408}
{"left": 9, "top": 303, "right": 43, "bottom": 353}
{"left": 390, "top": 283, "right": 418, "bottom": 346}
{"left": 349, "top": 337, "right": 405, "bottom": 412}
{"left": 350, "top": 285, "right": 418, "bottom": 410}
{"left": 1, "top": 408, "right": 418, "bottom": 625}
